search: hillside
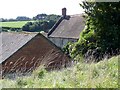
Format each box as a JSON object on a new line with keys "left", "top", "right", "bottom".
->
{"left": 1, "top": 21, "right": 35, "bottom": 28}
{"left": 1, "top": 55, "right": 119, "bottom": 88}
{"left": 1, "top": 14, "right": 60, "bottom": 29}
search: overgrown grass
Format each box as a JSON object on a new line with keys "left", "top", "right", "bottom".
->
{"left": 0, "top": 21, "right": 35, "bottom": 28}
{"left": 1, "top": 55, "right": 119, "bottom": 88}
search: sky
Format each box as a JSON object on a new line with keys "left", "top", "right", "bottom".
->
{"left": 0, "top": 0, "right": 84, "bottom": 19}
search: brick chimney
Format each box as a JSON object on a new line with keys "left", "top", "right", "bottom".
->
{"left": 62, "top": 8, "right": 67, "bottom": 18}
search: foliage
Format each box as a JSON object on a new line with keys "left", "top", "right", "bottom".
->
{"left": 1, "top": 14, "right": 60, "bottom": 22}
{"left": 1, "top": 17, "right": 31, "bottom": 22}
{"left": 1, "top": 55, "right": 119, "bottom": 88}
{"left": 63, "top": 42, "right": 74, "bottom": 55}
{"left": 22, "top": 20, "right": 56, "bottom": 32}
{"left": 65, "top": 2, "right": 120, "bottom": 61}
{"left": 33, "top": 14, "right": 60, "bottom": 21}
{"left": 33, "top": 14, "right": 47, "bottom": 20}
{"left": 46, "top": 14, "right": 61, "bottom": 21}
{"left": 1, "top": 20, "right": 56, "bottom": 32}
{"left": 2, "top": 27, "right": 22, "bottom": 32}
{"left": 16, "top": 16, "right": 31, "bottom": 21}
{"left": 1, "top": 14, "right": 60, "bottom": 32}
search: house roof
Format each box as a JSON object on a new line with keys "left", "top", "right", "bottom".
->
{"left": 0, "top": 32, "right": 37, "bottom": 63}
{"left": 1, "top": 32, "right": 71, "bottom": 75}
{"left": 48, "top": 14, "right": 85, "bottom": 39}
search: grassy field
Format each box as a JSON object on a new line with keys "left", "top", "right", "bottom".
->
{"left": 0, "top": 21, "right": 35, "bottom": 28}
{"left": 1, "top": 55, "right": 119, "bottom": 88}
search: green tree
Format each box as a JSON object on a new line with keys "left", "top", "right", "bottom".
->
{"left": 22, "top": 20, "right": 56, "bottom": 32}
{"left": 66, "top": 2, "right": 120, "bottom": 61}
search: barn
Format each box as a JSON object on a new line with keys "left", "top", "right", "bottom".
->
{"left": 48, "top": 8, "right": 85, "bottom": 48}
{"left": 0, "top": 32, "right": 71, "bottom": 78}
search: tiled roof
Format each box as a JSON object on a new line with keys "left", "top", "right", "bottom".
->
{"left": 1, "top": 32, "right": 71, "bottom": 75}
{"left": 48, "top": 14, "right": 85, "bottom": 39}
{"left": 0, "top": 32, "right": 37, "bottom": 63}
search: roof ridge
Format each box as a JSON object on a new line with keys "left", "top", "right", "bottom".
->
{"left": 47, "top": 17, "right": 63, "bottom": 37}
{"left": 2, "top": 32, "right": 38, "bottom": 34}
{"left": 48, "top": 15, "right": 85, "bottom": 39}
{"left": 1, "top": 32, "right": 38, "bottom": 63}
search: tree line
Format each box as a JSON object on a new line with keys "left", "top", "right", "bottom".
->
{"left": 22, "top": 20, "right": 56, "bottom": 32}
{"left": 1, "top": 14, "right": 60, "bottom": 22}
{"left": 2, "top": 14, "right": 60, "bottom": 32}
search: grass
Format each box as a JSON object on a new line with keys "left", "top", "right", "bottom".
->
{"left": 0, "top": 21, "right": 35, "bottom": 28}
{"left": 1, "top": 55, "right": 119, "bottom": 88}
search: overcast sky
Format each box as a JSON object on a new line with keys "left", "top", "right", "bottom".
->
{"left": 0, "top": 0, "right": 84, "bottom": 19}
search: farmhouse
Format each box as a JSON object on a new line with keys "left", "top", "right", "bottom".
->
{"left": 48, "top": 8, "right": 85, "bottom": 48}
{"left": 0, "top": 32, "right": 71, "bottom": 77}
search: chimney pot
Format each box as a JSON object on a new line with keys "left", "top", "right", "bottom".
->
{"left": 62, "top": 8, "right": 67, "bottom": 17}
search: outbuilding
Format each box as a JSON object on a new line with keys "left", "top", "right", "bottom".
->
{"left": 0, "top": 32, "right": 71, "bottom": 77}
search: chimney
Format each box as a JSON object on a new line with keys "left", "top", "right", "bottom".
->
{"left": 62, "top": 8, "right": 67, "bottom": 17}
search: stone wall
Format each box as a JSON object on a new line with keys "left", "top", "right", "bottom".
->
{"left": 49, "top": 37, "right": 78, "bottom": 48}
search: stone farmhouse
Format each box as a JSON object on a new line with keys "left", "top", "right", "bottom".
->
{"left": 48, "top": 8, "right": 85, "bottom": 48}
{"left": 0, "top": 32, "right": 71, "bottom": 77}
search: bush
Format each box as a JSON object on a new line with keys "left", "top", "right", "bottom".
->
{"left": 64, "top": 2, "right": 120, "bottom": 61}
{"left": 17, "top": 79, "right": 27, "bottom": 87}
{"left": 22, "top": 20, "right": 56, "bottom": 32}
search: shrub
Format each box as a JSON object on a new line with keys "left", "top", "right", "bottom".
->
{"left": 22, "top": 20, "right": 56, "bottom": 32}
{"left": 64, "top": 2, "right": 120, "bottom": 61}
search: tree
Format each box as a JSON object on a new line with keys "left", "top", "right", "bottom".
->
{"left": 16, "top": 16, "right": 31, "bottom": 21}
{"left": 33, "top": 14, "right": 47, "bottom": 20}
{"left": 22, "top": 22, "right": 32, "bottom": 31}
{"left": 65, "top": 2, "right": 120, "bottom": 61}
{"left": 22, "top": 20, "right": 56, "bottom": 32}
